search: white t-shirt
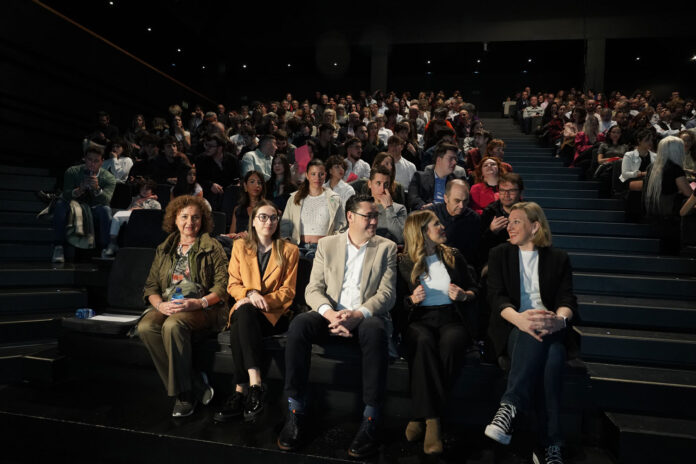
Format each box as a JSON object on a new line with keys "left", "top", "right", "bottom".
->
{"left": 518, "top": 249, "right": 546, "bottom": 312}
{"left": 394, "top": 157, "right": 417, "bottom": 192}
{"left": 421, "top": 255, "right": 452, "bottom": 307}
{"left": 300, "top": 192, "right": 330, "bottom": 235}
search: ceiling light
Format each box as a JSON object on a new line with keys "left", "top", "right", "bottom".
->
{"left": 635, "top": 57, "right": 640, "bottom": 61}
{"left": 476, "top": 59, "right": 481, "bottom": 63}
{"left": 242, "top": 64, "right": 247, "bottom": 69}
{"left": 201, "top": 65, "right": 206, "bottom": 70}
{"left": 146, "top": 27, "right": 152, "bottom": 32}
{"left": 176, "top": 48, "right": 181, "bottom": 53}
{"left": 528, "top": 58, "right": 532, "bottom": 63}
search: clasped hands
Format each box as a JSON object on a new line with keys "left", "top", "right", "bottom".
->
{"left": 233, "top": 291, "right": 269, "bottom": 312}
{"left": 519, "top": 309, "right": 565, "bottom": 342}
{"left": 157, "top": 298, "right": 201, "bottom": 315}
{"left": 325, "top": 309, "right": 364, "bottom": 337}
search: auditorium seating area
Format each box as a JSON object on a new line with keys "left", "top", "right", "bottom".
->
{"left": 1, "top": 97, "right": 695, "bottom": 463}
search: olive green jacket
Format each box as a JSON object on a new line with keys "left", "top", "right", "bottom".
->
{"left": 143, "top": 232, "right": 229, "bottom": 328}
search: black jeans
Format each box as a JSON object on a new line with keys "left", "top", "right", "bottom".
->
{"left": 284, "top": 311, "right": 388, "bottom": 408}
{"left": 404, "top": 305, "right": 468, "bottom": 418}
{"left": 228, "top": 303, "right": 287, "bottom": 384}
{"left": 501, "top": 327, "right": 566, "bottom": 446}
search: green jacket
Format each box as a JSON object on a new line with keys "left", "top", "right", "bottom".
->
{"left": 143, "top": 232, "right": 230, "bottom": 326}
{"left": 61, "top": 164, "right": 116, "bottom": 206}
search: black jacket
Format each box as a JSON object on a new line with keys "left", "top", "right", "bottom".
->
{"left": 407, "top": 166, "right": 466, "bottom": 211}
{"left": 487, "top": 243, "right": 577, "bottom": 358}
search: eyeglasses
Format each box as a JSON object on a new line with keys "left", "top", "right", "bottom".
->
{"left": 352, "top": 211, "right": 380, "bottom": 221}
{"left": 256, "top": 214, "right": 279, "bottom": 223}
{"left": 499, "top": 188, "right": 519, "bottom": 195}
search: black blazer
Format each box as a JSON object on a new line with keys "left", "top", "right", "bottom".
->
{"left": 487, "top": 243, "right": 577, "bottom": 358}
{"left": 395, "top": 248, "right": 480, "bottom": 336}
{"left": 407, "top": 166, "right": 466, "bottom": 211}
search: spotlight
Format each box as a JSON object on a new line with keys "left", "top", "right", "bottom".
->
{"left": 287, "top": 63, "right": 291, "bottom": 67}
{"left": 522, "top": 70, "right": 528, "bottom": 74}
{"left": 333, "top": 62, "right": 338, "bottom": 67}
{"left": 201, "top": 65, "right": 206, "bottom": 70}
{"left": 528, "top": 58, "right": 532, "bottom": 63}
{"left": 146, "top": 27, "right": 152, "bottom": 32}
{"left": 171, "top": 63, "right": 176, "bottom": 67}
{"left": 177, "top": 48, "right": 181, "bottom": 53}
{"left": 109, "top": 1, "right": 114, "bottom": 5}
{"left": 690, "top": 55, "right": 696, "bottom": 61}
{"left": 242, "top": 64, "right": 247, "bottom": 69}
{"left": 476, "top": 59, "right": 481, "bottom": 63}
{"left": 635, "top": 57, "right": 640, "bottom": 61}
{"left": 427, "top": 60, "right": 431, "bottom": 64}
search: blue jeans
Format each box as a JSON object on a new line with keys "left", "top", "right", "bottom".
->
{"left": 53, "top": 198, "right": 112, "bottom": 249}
{"left": 501, "top": 327, "right": 566, "bottom": 446}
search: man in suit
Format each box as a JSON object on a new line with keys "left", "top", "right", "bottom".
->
{"left": 408, "top": 142, "right": 467, "bottom": 211}
{"left": 277, "top": 194, "right": 397, "bottom": 458}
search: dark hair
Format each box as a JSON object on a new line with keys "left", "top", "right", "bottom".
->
{"left": 435, "top": 142, "right": 458, "bottom": 160}
{"left": 239, "top": 170, "right": 266, "bottom": 209}
{"left": 325, "top": 155, "right": 348, "bottom": 176}
{"left": 259, "top": 134, "right": 276, "bottom": 147}
{"left": 435, "top": 127, "right": 455, "bottom": 141}
{"left": 172, "top": 166, "right": 198, "bottom": 197}
{"left": 634, "top": 128, "right": 653, "bottom": 146}
{"left": 274, "top": 129, "right": 288, "bottom": 141}
{"left": 344, "top": 137, "right": 361, "bottom": 150}
{"left": 85, "top": 145, "right": 105, "bottom": 159}
{"left": 206, "top": 133, "right": 227, "bottom": 147}
{"left": 162, "top": 195, "right": 213, "bottom": 235}
{"left": 369, "top": 165, "right": 391, "bottom": 181}
{"left": 318, "top": 123, "right": 334, "bottom": 134}
{"left": 371, "top": 152, "right": 397, "bottom": 195}
{"left": 387, "top": 134, "right": 404, "bottom": 146}
{"left": 136, "top": 178, "right": 157, "bottom": 194}
{"left": 267, "top": 154, "right": 296, "bottom": 197}
{"left": 499, "top": 172, "right": 524, "bottom": 191}
{"left": 244, "top": 200, "right": 287, "bottom": 269}
{"left": 159, "top": 135, "right": 178, "bottom": 150}
{"left": 294, "top": 158, "right": 325, "bottom": 205}
{"left": 345, "top": 193, "right": 374, "bottom": 220}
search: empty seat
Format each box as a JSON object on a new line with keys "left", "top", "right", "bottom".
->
{"left": 122, "top": 209, "right": 167, "bottom": 248}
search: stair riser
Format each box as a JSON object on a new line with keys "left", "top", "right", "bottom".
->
{"left": 607, "top": 421, "right": 695, "bottom": 464}
{"left": 0, "top": 228, "right": 53, "bottom": 242}
{"left": 0, "top": 176, "right": 55, "bottom": 192}
{"left": 544, "top": 209, "right": 626, "bottom": 222}
{"left": 0, "top": 293, "right": 88, "bottom": 313}
{"left": 525, "top": 181, "right": 600, "bottom": 190}
{"left": 591, "top": 380, "right": 696, "bottom": 420}
{"left": 580, "top": 335, "right": 696, "bottom": 368}
{"left": 534, "top": 198, "right": 624, "bottom": 210}
{"left": 0, "top": 244, "right": 52, "bottom": 261}
{"left": 556, "top": 236, "right": 660, "bottom": 253}
{"left": 570, "top": 254, "right": 696, "bottom": 275}
{"left": 525, "top": 190, "right": 598, "bottom": 198}
{"left": 0, "top": 319, "right": 63, "bottom": 343}
{"left": 550, "top": 222, "right": 656, "bottom": 237}
{"left": 574, "top": 274, "right": 696, "bottom": 299}
{"left": 579, "top": 304, "right": 696, "bottom": 332}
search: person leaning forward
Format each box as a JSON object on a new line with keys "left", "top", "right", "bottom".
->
{"left": 277, "top": 193, "right": 397, "bottom": 458}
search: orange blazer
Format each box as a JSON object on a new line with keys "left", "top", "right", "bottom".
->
{"left": 227, "top": 238, "right": 299, "bottom": 326}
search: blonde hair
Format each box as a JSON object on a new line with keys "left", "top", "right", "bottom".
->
{"left": 509, "top": 202, "right": 552, "bottom": 247}
{"left": 644, "top": 136, "right": 685, "bottom": 216}
{"left": 403, "top": 210, "right": 456, "bottom": 285}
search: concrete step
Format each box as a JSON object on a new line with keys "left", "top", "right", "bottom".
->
{"left": 577, "top": 294, "right": 696, "bottom": 331}
{"left": 0, "top": 165, "right": 51, "bottom": 176}
{"left": 0, "top": 243, "right": 52, "bottom": 261}
{"left": 586, "top": 362, "right": 696, "bottom": 419}
{"left": 505, "top": 155, "right": 557, "bottom": 162}
{"left": 533, "top": 197, "right": 624, "bottom": 210}
{"left": 0, "top": 312, "right": 71, "bottom": 343}
{"left": 525, "top": 189, "right": 599, "bottom": 198}
{"left": 544, "top": 209, "right": 626, "bottom": 222}
{"left": 549, "top": 221, "right": 657, "bottom": 237}
{"left": 556, "top": 235, "right": 660, "bottom": 253}
{"left": 574, "top": 272, "right": 696, "bottom": 299}
{"left": 0, "top": 174, "right": 55, "bottom": 192}
{"left": 0, "top": 212, "right": 47, "bottom": 226}
{"left": 513, "top": 166, "right": 582, "bottom": 175}
{"left": 0, "top": 263, "right": 102, "bottom": 287}
{"left": 569, "top": 251, "right": 696, "bottom": 275}
{"left": 516, "top": 173, "right": 581, "bottom": 181}
{"left": 0, "top": 287, "right": 88, "bottom": 314}
{"left": 0, "top": 226, "right": 53, "bottom": 243}
{"left": 0, "top": 199, "right": 46, "bottom": 213}
{"left": 524, "top": 180, "right": 600, "bottom": 190}
{"left": 574, "top": 326, "right": 696, "bottom": 368}
{"left": 604, "top": 412, "right": 696, "bottom": 464}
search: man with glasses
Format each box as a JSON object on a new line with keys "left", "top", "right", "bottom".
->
{"left": 195, "top": 133, "right": 239, "bottom": 211}
{"left": 278, "top": 194, "right": 397, "bottom": 458}
{"left": 480, "top": 172, "right": 524, "bottom": 265}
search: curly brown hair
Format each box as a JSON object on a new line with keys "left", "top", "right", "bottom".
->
{"left": 162, "top": 195, "right": 213, "bottom": 235}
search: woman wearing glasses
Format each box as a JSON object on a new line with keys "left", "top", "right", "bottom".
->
{"left": 215, "top": 200, "right": 299, "bottom": 423}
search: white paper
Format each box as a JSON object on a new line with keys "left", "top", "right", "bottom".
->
{"left": 89, "top": 313, "right": 140, "bottom": 323}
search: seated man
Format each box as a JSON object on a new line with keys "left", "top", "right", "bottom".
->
{"left": 195, "top": 133, "right": 240, "bottom": 211}
{"left": 278, "top": 194, "right": 397, "bottom": 458}
{"left": 343, "top": 137, "right": 371, "bottom": 181}
{"left": 52, "top": 146, "right": 116, "bottom": 262}
{"left": 368, "top": 166, "right": 407, "bottom": 244}
{"left": 479, "top": 172, "right": 523, "bottom": 268}
{"left": 425, "top": 179, "right": 481, "bottom": 268}
{"left": 522, "top": 96, "right": 544, "bottom": 134}
{"left": 152, "top": 136, "right": 191, "bottom": 185}
{"left": 408, "top": 142, "right": 466, "bottom": 211}
{"left": 240, "top": 134, "right": 276, "bottom": 181}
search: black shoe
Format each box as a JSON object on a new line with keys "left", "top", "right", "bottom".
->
{"left": 244, "top": 384, "right": 265, "bottom": 421}
{"left": 213, "top": 391, "right": 244, "bottom": 422}
{"left": 348, "top": 416, "right": 380, "bottom": 458}
{"left": 277, "top": 409, "right": 305, "bottom": 451}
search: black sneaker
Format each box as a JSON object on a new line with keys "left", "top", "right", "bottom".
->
{"left": 244, "top": 384, "right": 265, "bottom": 422}
{"left": 533, "top": 445, "right": 564, "bottom": 464}
{"left": 277, "top": 409, "right": 305, "bottom": 451}
{"left": 348, "top": 416, "right": 380, "bottom": 458}
{"left": 213, "top": 391, "right": 244, "bottom": 422}
{"left": 484, "top": 403, "right": 517, "bottom": 445}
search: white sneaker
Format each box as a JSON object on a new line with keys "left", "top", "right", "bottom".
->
{"left": 51, "top": 245, "right": 65, "bottom": 263}
{"left": 484, "top": 403, "right": 516, "bottom": 445}
{"left": 101, "top": 243, "right": 118, "bottom": 258}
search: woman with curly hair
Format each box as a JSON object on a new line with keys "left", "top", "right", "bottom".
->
{"left": 139, "top": 195, "right": 229, "bottom": 418}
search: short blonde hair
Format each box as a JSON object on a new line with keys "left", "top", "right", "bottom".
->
{"left": 510, "top": 201, "right": 552, "bottom": 247}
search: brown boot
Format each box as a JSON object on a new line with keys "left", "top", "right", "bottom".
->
{"left": 404, "top": 420, "right": 425, "bottom": 442}
{"left": 424, "top": 418, "right": 443, "bottom": 455}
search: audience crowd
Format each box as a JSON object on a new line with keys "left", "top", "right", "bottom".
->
{"left": 47, "top": 86, "right": 696, "bottom": 463}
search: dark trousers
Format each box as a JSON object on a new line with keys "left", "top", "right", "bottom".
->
{"left": 404, "top": 306, "right": 468, "bottom": 419}
{"left": 501, "top": 327, "right": 566, "bottom": 446}
{"left": 228, "top": 303, "right": 287, "bottom": 384}
{"left": 284, "top": 311, "right": 388, "bottom": 408}
{"left": 52, "top": 198, "right": 112, "bottom": 249}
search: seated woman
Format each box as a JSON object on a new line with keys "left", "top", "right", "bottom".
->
{"left": 139, "top": 195, "right": 229, "bottom": 417}
{"left": 229, "top": 170, "right": 266, "bottom": 239}
{"left": 215, "top": 200, "right": 299, "bottom": 422}
{"left": 397, "top": 211, "right": 479, "bottom": 455}
{"left": 354, "top": 152, "right": 406, "bottom": 206}
{"left": 644, "top": 135, "right": 693, "bottom": 218}
{"left": 102, "top": 138, "right": 133, "bottom": 184}
{"left": 484, "top": 202, "right": 576, "bottom": 464}
{"left": 570, "top": 115, "right": 600, "bottom": 169}
{"left": 266, "top": 154, "right": 297, "bottom": 213}
{"left": 280, "top": 158, "right": 346, "bottom": 258}
{"left": 469, "top": 157, "right": 503, "bottom": 214}
{"left": 171, "top": 165, "right": 204, "bottom": 199}
{"left": 596, "top": 125, "right": 628, "bottom": 165}
{"left": 678, "top": 130, "right": 696, "bottom": 183}
{"left": 620, "top": 129, "right": 656, "bottom": 191}
{"left": 324, "top": 155, "right": 355, "bottom": 210}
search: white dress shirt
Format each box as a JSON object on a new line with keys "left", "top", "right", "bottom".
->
{"left": 318, "top": 235, "right": 371, "bottom": 318}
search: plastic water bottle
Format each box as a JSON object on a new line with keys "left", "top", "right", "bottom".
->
{"left": 75, "top": 308, "right": 95, "bottom": 319}
{"left": 172, "top": 287, "right": 185, "bottom": 303}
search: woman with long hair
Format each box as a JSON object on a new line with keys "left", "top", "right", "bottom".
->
{"left": 484, "top": 202, "right": 577, "bottom": 464}
{"left": 570, "top": 115, "right": 600, "bottom": 169}
{"left": 229, "top": 170, "right": 266, "bottom": 238}
{"left": 469, "top": 157, "right": 503, "bottom": 214}
{"left": 215, "top": 200, "right": 299, "bottom": 423}
{"left": 397, "top": 210, "right": 479, "bottom": 455}
{"left": 596, "top": 125, "right": 628, "bottom": 165}
{"left": 266, "top": 154, "right": 297, "bottom": 212}
{"left": 279, "top": 158, "right": 345, "bottom": 258}
{"left": 644, "top": 136, "right": 693, "bottom": 218}
{"left": 171, "top": 166, "right": 204, "bottom": 199}
{"left": 678, "top": 130, "right": 696, "bottom": 182}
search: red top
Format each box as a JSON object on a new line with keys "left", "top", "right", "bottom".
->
{"left": 470, "top": 182, "right": 499, "bottom": 214}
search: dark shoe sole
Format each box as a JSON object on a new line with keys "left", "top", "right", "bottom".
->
{"left": 277, "top": 438, "right": 300, "bottom": 451}
{"left": 347, "top": 445, "right": 379, "bottom": 459}
{"left": 243, "top": 405, "right": 264, "bottom": 422}
{"left": 213, "top": 412, "right": 242, "bottom": 423}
